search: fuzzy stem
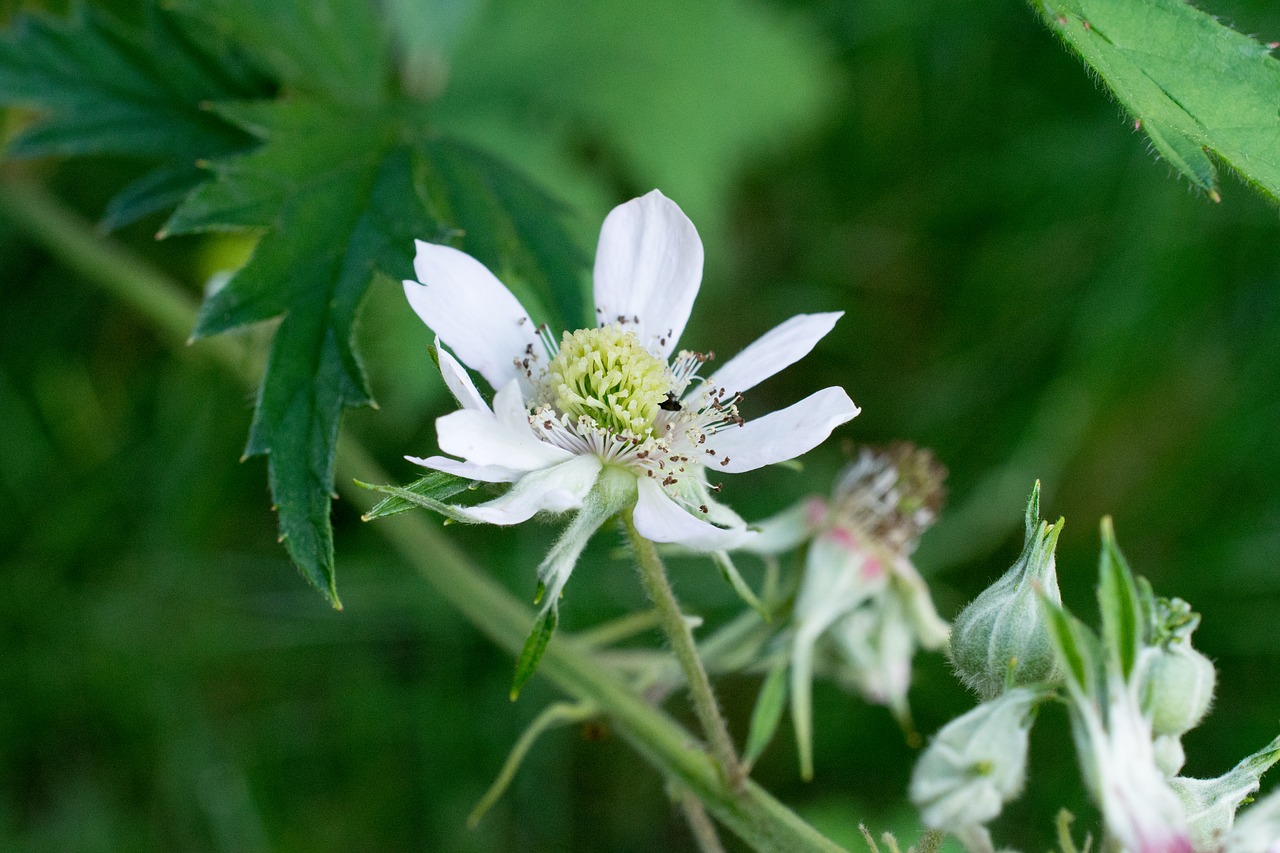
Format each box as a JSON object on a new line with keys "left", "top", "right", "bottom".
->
{"left": 622, "top": 509, "right": 743, "bottom": 787}
{"left": 678, "top": 788, "right": 729, "bottom": 853}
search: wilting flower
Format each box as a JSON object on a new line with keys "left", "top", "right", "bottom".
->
{"left": 750, "top": 444, "right": 948, "bottom": 778}
{"left": 403, "top": 190, "right": 859, "bottom": 685}
{"left": 910, "top": 686, "right": 1046, "bottom": 846}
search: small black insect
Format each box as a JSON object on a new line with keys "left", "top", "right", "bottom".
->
{"left": 659, "top": 391, "right": 682, "bottom": 412}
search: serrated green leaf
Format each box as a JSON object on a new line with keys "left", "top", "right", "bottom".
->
{"left": 1036, "top": 0, "right": 1280, "bottom": 202}
{"left": 170, "top": 0, "right": 389, "bottom": 106}
{"left": 163, "top": 102, "right": 435, "bottom": 605}
{"left": 164, "top": 97, "right": 584, "bottom": 606}
{"left": 359, "top": 472, "right": 478, "bottom": 522}
{"left": 744, "top": 661, "right": 789, "bottom": 768}
{"left": 511, "top": 608, "right": 558, "bottom": 700}
{"left": 416, "top": 139, "right": 588, "bottom": 332}
{"left": 0, "top": 5, "right": 269, "bottom": 227}
{"left": 1097, "top": 517, "right": 1143, "bottom": 679}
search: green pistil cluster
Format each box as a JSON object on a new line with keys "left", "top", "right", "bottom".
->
{"left": 545, "top": 324, "right": 670, "bottom": 435}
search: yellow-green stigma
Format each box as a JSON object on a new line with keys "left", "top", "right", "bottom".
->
{"left": 545, "top": 325, "right": 670, "bottom": 435}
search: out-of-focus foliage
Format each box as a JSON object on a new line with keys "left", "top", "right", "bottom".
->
{"left": 4, "top": 0, "right": 1280, "bottom": 851}
{"left": 1036, "top": 0, "right": 1280, "bottom": 202}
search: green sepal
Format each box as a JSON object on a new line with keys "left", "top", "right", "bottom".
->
{"left": 712, "top": 551, "right": 768, "bottom": 619}
{"left": 511, "top": 608, "right": 558, "bottom": 700}
{"left": 1097, "top": 517, "right": 1144, "bottom": 679}
{"left": 744, "top": 660, "right": 789, "bottom": 768}
{"left": 1039, "top": 592, "right": 1099, "bottom": 698}
{"left": 356, "top": 478, "right": 481, "bottom": 525}
{"left": 360, "top": 471, "right": 476, "bottom": 521}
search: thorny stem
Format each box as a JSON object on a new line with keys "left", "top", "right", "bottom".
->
{"left": 622, "top": 509, "right": 744, "bottom": 787}
{"left": 1, "top": 172, "right": 845, "bottom": 853}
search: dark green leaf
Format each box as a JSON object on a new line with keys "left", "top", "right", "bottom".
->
{"left": 744, "top": 661, "right": 789, "bottom": 768}
{"left": 510, "top": 608, "right": 558, "bottom": 700}
{"left": 1097, "top": 517, "right": 1144, "bottom": 678}
{"left": 1036, "top": 0, "right": 1280, "bottom": 202}
{"left": 0, "top": 5, "right": 269, "bottom": 227}
{"left": 165, "top": 100, "right": 439, "bottom": 605}
{"left": 170, "top": 0, "right": 389, "bottom": 106}
{"left": 417, "top": 140, "right": 588, "bottom": 332}
{"left": 165, "top": 98, "right": 584, "bottom": 606}
{"left": 358, "top": 472, "right": 478, "bottom": 522}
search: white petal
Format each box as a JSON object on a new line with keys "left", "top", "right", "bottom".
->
{"left": 592, "top": 190, "right": 703, "bottom": 358}
{"left": 461, "top": 455, "right": 602, "bottom": 525}
{"left": 709, "top": 387, "right": 860, "bottom": 474}
{"left": 404, "top": 241, "right": 541, "bottom": 390}
{"left": 405, "top": 455, "right": 520, "bottom": 483}
{"left": 435, "top": 337, "right": 489, "bottom": 412}
{"left": 436, "top": 383, "right": 573, "bottom": 472}
{"left": 700, "top": 312, "right": 843, "bottom": 399}
{"left": 632, "top": 477, "right": 756, "bottom": 551}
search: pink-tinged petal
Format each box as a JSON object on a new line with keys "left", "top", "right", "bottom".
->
{"left": 632, "top": 478, "right": 756, "bottom": 551}
{"left": 700, "top": 312, "right": 843, "bottom": 398}
{"left": 592, "top": 190, "right": 703, "bottom": 358}
{"left": 404, "top": 241, "right": 540, "bottom": 390}
{"left": 461, "top": 455, "right": 602, "bottom": 525}
{"left": 436, "top": 381, "right": 573, "bottom": 471}
{"left": 405, "top": 455, "right": 520, "bottom": 484}
{"left": 709, "top": 387, "right": 860, "bottom": 474}
{"left": 435, "top": 338, "right": 489, "bottom": 412}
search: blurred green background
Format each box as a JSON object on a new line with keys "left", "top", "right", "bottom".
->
{"left": 3, "top": 0, "right": 1280, "bottom": 850}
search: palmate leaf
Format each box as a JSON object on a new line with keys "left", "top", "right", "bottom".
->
{"left": 163, "top": 98, "right": 584, "bottom": 605}
{"left": 0, "top": 5, "right": 270, "bottom": 228}
{"left": 1035, "top": 0, "right": 1280, "bottom": 202}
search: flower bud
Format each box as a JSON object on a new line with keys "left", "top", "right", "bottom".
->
{"left": 1141, "top": 644, "right": 1216, "bottom": 737}
{"left": 950, "top": 484, "right": 1063, "bottom": 699}
{"left": 910, "top": 687, "right": 1044, "bottom": 833}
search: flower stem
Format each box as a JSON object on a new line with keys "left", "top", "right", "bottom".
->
{"left": 622, "top": 509, "right": 743, "bottom": 787}
{"left": 677, "top": 787, "right": 729, "bottom": 853}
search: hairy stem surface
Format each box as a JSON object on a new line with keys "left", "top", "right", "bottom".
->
{"left": 623, "top": 509, "right": 743, "bottom": 786}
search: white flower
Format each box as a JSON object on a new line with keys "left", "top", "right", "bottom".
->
{"left": 748, "top": 444, "right": 948, "bottom": 778}
{"left": 1070, "top": 670, "right": 1195, "bottom": 853}
{"left": 402, "top": 190, "right": 859, "bottom": 626}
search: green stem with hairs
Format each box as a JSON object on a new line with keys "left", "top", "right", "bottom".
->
{"left": 0, "top": 172, "right": 845, "bottom": 853}
{"left": 622, "top": 508, "right": 744, "bottom": 787}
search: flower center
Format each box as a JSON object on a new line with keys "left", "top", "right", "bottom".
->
{"left": 544, "top": 324, "right": 670, "bottom": 435}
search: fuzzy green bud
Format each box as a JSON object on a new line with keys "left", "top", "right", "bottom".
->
{"left": 1139, "top": 595, "right": 1216, "bottom": 738}
{"left": 1141, "top": 644, "right": 1216, "bottom": 738}
{"left": 949, "top": 484, "right": 1063, "bottom": 699}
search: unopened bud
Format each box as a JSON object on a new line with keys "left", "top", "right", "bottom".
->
{"left": 1139, "top": 596, "right": 1216, "bottom": 738}
{"left": 950, "top": 484, "right": 1063, "bottom": 699}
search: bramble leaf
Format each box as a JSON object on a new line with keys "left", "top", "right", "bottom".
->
{"left": 0, "top": 5, "right": 269, "bottom": 228}
{"left": 1035, "top": 0, "right": 1280, "bottom": 202}
{"left": 163, "top": 98, "right": 582, "bottom": 605}
{"left": 169, "top": 0, "right": 389, "bottom": 106}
